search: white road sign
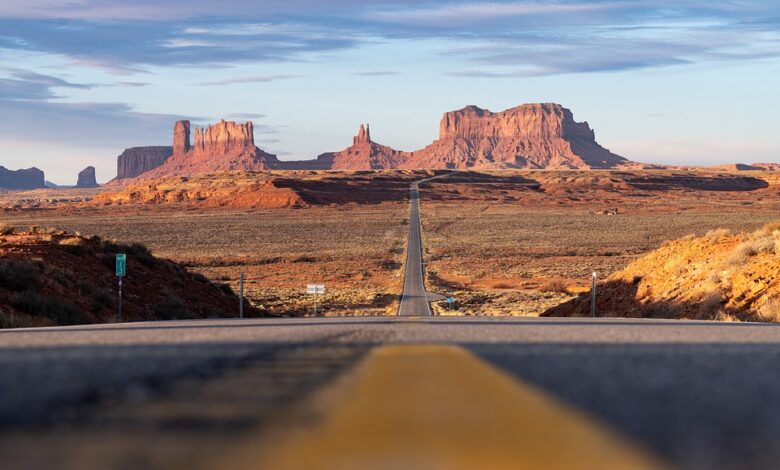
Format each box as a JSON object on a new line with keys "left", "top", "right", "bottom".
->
{"left": 307, "top": 284, "right": 326, "bottom": 295}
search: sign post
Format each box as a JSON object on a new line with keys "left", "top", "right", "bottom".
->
{"left": 239, "top": 273, "right": 244, "bottom": 319}
{"left": 591, "top": 272, "right": 597, "bottom": 318}
{"left": 307, "top": 284, "right": 326, "bottom": 316}
{"left": 446, "top": 296, "right": 456, "bottom": 311}
{"left": 115, "top": 253, "right": 126, "bottom": 322}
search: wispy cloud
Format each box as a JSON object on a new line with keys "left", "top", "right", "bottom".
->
{"left": 196, "top": 74, "right": 301, "bottom": 86}
{"left": 351, "top": 70, "right": 401, "bottom": 76}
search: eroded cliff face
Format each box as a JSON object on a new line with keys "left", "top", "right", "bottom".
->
{"left": 76, "top": 166, "right": 99, "bottom": 188}
{"left": 0, "top": 166, "right": 45, "bottom": 189}
{"left": 139, "top": 120, "right": 280, "bottom": 178}
{"left": 404, "top": 103, "right": 628, "bottom": 169}
{"left": 116, "top": 146, "right": 173, "bottom": 179}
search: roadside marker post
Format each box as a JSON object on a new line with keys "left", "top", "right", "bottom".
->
{"left": 307, "top": 284, "right": 326, "bottom": 316}
{"left": 239, "top": 273, "right": 244, "bottom": 319}
{"left": 115, "top": 254, "right": 126, "bottom": 322}
{"left": 446, "top": 296, "right": 456, "bottom": 311}
{"left": 591, "top": 272, "right": 597, "bottom": 318}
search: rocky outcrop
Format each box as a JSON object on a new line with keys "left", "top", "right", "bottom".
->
{"left": 0, "top": 166, "right": 45, "bottom": 189}
{"left": 76, "top": 166, "right": 99, "bottom": 188}
{"left": 116, "top": 146, "right": 173, "bottom": 179}
{"left": 402, "top": 103, "right": 628, "bottom": 169}
{"left": 138, "top": 120, "right": 281, "bottom": 178}
{"left": 312, "top": 124, "right": 408, "bottom": 170}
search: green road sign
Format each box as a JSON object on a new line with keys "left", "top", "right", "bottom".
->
{"left": 115, "top": 253, "right": 126, "bottom": 277}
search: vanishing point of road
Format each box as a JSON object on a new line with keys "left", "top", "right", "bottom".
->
{"left": 4, "top": 177, "right": 780, "bottom": 468}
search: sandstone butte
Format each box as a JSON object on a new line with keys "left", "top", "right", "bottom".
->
{"left": 75, "top": 166, "right": 99, "bottom": 188}
{"left": 116, "top": 103, "right": 634, "bottom": 180}
{"left": 139, "top": 120, "right": 280, "bottom": 178}
{"left": 0, "top": 165, "right": 46, "bottom": 189}
{"left": 116, "top": 146, "right": 173, "bottom": 179}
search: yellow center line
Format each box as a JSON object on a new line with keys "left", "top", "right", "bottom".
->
{"left": 223, "top": 345, "right": 666, "bottom": 470}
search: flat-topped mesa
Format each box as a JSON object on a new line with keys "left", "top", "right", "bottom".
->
{"left": 192, "top": 120, "right": 255, "bottom": 157}
{"left": 404, "top": 102, "right": 628, "bottom": 170}
{"left": 116, "top": 146, "right": 173, "bottom": 179}
{"left": 0, "top": 166, "right": 45, "bottom": 189}
{"left": 438, "top": 103, "right": 595, "bottom": 141}
{"left": 353, "top": 124, "right": 371, "bottom": 145}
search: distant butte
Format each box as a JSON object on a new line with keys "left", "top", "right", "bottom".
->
{"left": 117, "top": 103, "right": 634, "bottom": 179}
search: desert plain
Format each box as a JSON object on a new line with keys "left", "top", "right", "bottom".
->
{"left": 3, "top": 168, "right": 779, "bottom": 321}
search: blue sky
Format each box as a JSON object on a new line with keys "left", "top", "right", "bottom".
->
{"left": 0, "top": 1, "right": 779, "bottom": 184}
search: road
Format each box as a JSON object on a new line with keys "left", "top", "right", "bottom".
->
{"left": 4, "top": 316, "right": 780, "bottom": 469}
{"left": 397, "top": 175, "right": 448, "bottom": 316}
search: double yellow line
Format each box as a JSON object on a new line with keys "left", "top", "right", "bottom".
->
{"left": 225, "top": 345, "right": 665, "bottom": 469}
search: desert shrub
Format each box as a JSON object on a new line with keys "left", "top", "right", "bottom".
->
{"left": 640, "top": 302, "right": 683, "bottom": 319}
{"left": 0, "top": 224, "right": 15, "bottom": 235}
{"left": 539, "top": 280, "right": 569, "bottom": 294}
{"left": 292, "top": 255, "right": 317, "bottom": 263}
{"left": 727, "top": 236, "right": 774, "bottom": 266}
{"left": 758, "top": 221, "right": 780, "bottom": 236}
{"left": 699, "top": 291, "right": 726, "bottom": 319}
{"left": 91, "top": 289, "right": 114, "bottom": 313}
{"left": 715, "top": 311, "right": 741, "bottom": 322}
{"left": 200, "top": 305, "right": 230, "bottom": 319}
{"left": 704, "top": 228, "right": 731, "bottom": 243}
{"left": 10, "top": 290, "right": 88, "bottom": 325}
{"left": 218, "top": 283, "right": 235, "bottom": 296}
{"left": 58, "top": 236, "right": 87, "bottom": 255}
{"left": 153, "top": 293, "right": 193, "bottom": 320}
{"left": 0, "top": 260, "right": 40, "bottom": 292}
{"left": 77, "top": 280, "right": 95, "bottom": 296}
{"left": 192, "top": 272, "right": 209, "bottom": 283}
{"left": 0, "top": 308, "right": 38, "bottom": 329}
{"left": 128, "top": 243, "right": 158, "bottom": 268}
{"left": 51, "top": 270, "right": 70, "bottom": 286}
{"left": 758, "top": 298, "right": 780, "bottom": 323}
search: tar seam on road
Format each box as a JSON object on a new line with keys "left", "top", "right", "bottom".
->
{"left": 223, "top": 345, "right": 666, "bottom": 470}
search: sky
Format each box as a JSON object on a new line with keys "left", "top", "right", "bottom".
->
{"left": 0, "top": 1, "right": 779, "bottom": 184}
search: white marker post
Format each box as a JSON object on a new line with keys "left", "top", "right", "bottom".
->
{"left": 239, "top": 273, "right": 244, "bottom": 319}
{"left": 591, "top": 272, "right": 597, "bottom": 318}
{"left": 307, "top": 284, "right": 326, "bottom": 316}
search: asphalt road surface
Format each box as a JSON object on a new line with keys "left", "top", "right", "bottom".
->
{"left": 4, "top": 317, "right": 780, "bottom": 469}
{"left": 397, "top": 180, "right": 432, "bottom": 316}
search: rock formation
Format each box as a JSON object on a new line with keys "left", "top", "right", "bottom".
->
{"left": 76, "top": 166, "right": 99, "bottom": 188}
{"left": 401, "top": 103, "right": 628, "bottom": 169}
{"left": 312, "top": 124, "right": 408, "bottom": 170}
{"left": 0, "top": 166, "right": 46, "bottom": 189}
{"left": 116, "top": 146, "right": 173, "bottom": 179}
{"left": 138, "top": 120, "right": 281, "bottom": 178}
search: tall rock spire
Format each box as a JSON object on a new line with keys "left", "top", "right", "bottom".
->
{"left": 353, "top": 123, "right": 371, "bottom": 145}
{"left": 173, "top": 120, "right": 191, "bottom": 155}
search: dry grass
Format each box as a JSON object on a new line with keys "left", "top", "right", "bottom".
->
{"left": 4, "top": 205, "right": 408, "bottom": 316}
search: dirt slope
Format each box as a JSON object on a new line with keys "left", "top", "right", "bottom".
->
{"left": 544, "top": 222, "right": 780, "bottom": 322}
{"left": 0, "top": 227, "right": 247, "bottom": 328}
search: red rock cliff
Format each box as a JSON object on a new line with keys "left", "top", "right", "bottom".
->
{"left": 312, "top": 124, "right": 408, "bottom": 170}
{"left": 137, "top": 120, "right": 280, "bottom": 178}
{"left": 116, "top": 146, "right": 173, "bottom": 179}
{"left": 403, "top": 103, "right": 627, "bottom": 169}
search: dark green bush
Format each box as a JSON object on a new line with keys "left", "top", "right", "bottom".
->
{"left": 10, "top": 290, "right": 88, "bottom": 325}
{"left": 153, "top": 293, "right": 193, "bottom": 320}
{"left": 0, "top": 260, "right": 40, "bottom": 292}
